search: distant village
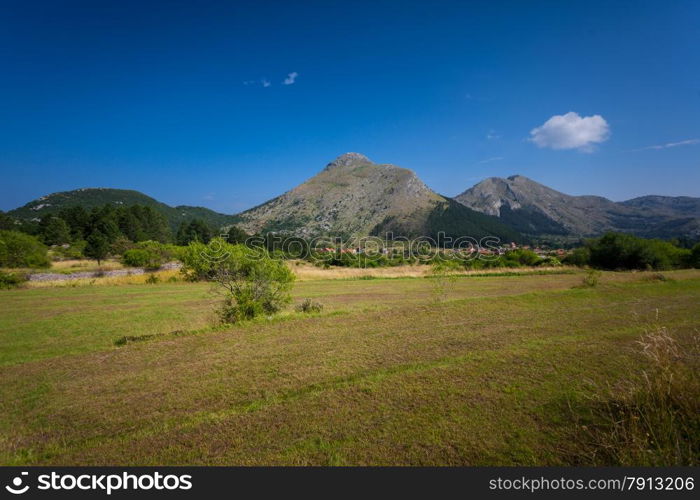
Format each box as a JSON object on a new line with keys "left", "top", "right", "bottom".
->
{"left": 313, "top": 241, "right": 569, "bottom": 259}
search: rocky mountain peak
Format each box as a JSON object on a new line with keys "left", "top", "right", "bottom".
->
{"left": 324, "top": 152, "right": 372, "bottom": 170}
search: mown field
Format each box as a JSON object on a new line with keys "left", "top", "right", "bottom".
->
{"left": 1, "top": 268, "right": 699, "bottom": 465}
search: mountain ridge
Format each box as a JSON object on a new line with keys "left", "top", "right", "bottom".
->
{"left": 455, "top": 175, "right": 700, "bottom": 240}
{"left": 7, "top": 157, "right": 699, "bottom": 242}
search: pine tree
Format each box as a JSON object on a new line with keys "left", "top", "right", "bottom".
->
{"left": 40, "top": 216, "right": 71, "bottom": 246}
{"left": 85, "top": 231, "right": 110, "bottom": 265}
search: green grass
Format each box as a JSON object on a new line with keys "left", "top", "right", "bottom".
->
{"left": 0, "top": 269, "right": 698, "bottom": 465}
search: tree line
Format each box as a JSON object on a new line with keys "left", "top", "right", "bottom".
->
{"left": 0, "top": 203, "right": 249, "bottom": 267}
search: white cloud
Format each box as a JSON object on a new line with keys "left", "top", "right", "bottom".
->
{"left": 486, "top": 129, "right": 500, "bottom": 140}
{"left": 261, "top": 78, "right": 271, "bottom": 88}
{"left": 529, "top": 112, "right": 610, "bottom": 152}
{"left": 283, "top": 72, "right": 299, "bottom": 85}
{"left": 632, "top": 138, "right": 700, "bottom": 151}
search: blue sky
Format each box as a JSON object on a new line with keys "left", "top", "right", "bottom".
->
{"left": 1, "top": 0, "right": 698, "bottom": 213}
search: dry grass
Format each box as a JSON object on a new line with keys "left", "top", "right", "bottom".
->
{"left": 49, "top": 259, "right": 125, "bottom": 271}
{"left": 289, "top": 261, "right": 575, "bottom": 281}
{"left": 576, "top": 321, "right": 700, "bottom": 465}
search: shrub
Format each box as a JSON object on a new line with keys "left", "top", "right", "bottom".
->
{"left": 429, "top": 259, "right": 461, "bottom": 302}
{"left": 110, "top": 236, "right": 135, "bottom": 256}
{"left": 537, "top": 256, "right": 562, "bottom": 267}
{"left": 0, "top": 230, "right": 51, "bottom": 268}
{"left": 178, "top": 240, "right": 218, "bottom": 281}
{"left": 183, "top": 239, "right": 295, "bottom": 323}
{"left": 295, "top": 298, "right": 324, "bottom": 313}
{"left": 50, "top": 240, "right": 86, "bottom": 260}
{"left": 122, "top": 241, "right": 173, "bottom": 269}
{"left": 0, "top": 270, "right": 27, "bottom": 289}
{"left": 581, "top": 269, "right": 601, "bottom": 288}
{"left": 217, "top": 289, "right": 265, "bottom": 323}
{"left": 563, "top": 247, "right": 591, "bottom": 267}
{"left": 145, "top": 273, "right": 160, "bottom": 284}
{"left": 122, "top": 249, "right": 152, "bottom": 268}
{"left": 504, "top": 249, "right": 542, "bottom": 267}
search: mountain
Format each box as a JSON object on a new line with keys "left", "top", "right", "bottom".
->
{"left": 8, "top": 188, "right": 239, "bottom": 231}
{"left": 237, "top": 153, "right": 521, "bottom": 241}
{"left": 620, "top": 195, "right": 700, "bottom": 217}
{"left": 454, "top": 175, "right": 700, "bottom": 240}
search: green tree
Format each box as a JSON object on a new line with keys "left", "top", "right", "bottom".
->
{"left": 0, "top": 211, "right": 17, "bottom": 231}
{"left": 225, "top": 225, "right": 250, "bottom": 245}
{"left": 563, "top": 247, "right": 591, "bottom": 267}
{"left": 40, "top": 216, "right": 71, "bottom": 246}
{"left": 588, "top": 233, "right": 689, "bottom": 270}
{"left": 88, "top": 206, "right": 120, "bottom": 243}
{"left": 58, "top": 206, "right": 90, "bottom": 240}
{"left": 84, "top": 231, "right": 110, "bottom": 265}
{"left": 176, "top": 219, "right": 213, "bottom": 245}
{"left": 0, "top": 230, "right": 51, "bottom": 268}
{"left": 690, "top": 243, "right": 700, "bottom": 269}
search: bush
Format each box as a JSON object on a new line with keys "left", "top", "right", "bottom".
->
{"left": 178, "top": 240, "right": 219, "bottom": 281}
{"left": 145, "top": 273, "right": 160, "bottom": 284}
{"left": 217, "top": 289, "right": 265, "bottom": 323}
{"left": 183, "top": 239, "right": 295, "bottom": 323}
{"left": 50, "top": 240, "right": 86, "bottom": 260}
{"left": 110, "top": 236, "right": 135, "bottom": 256}
{"left": 0, "top": 270, "right": 27, "bottom": 289}
{"left": 581, "top": 269, "right": 602, "bottom": 288}
{"left": 562, "top": 247, "right": 591, "bottom": 267}
{"left": 537, "top": 256, "right": 562, "bottom": 267}
{"left": 504, "top": 249, "right": 542, "bottom": 266}
{"left": 122, "top": 249, "right": 153, "bottom": 268}
{"left": 122, "top": 241, "right": 174, "bottom": 269}
{"left": 0, "top": 230, "right": 51, "bottom": 268}
{"left": 429, "top": 259, "right": 461, "bottom": 302}
{"left": 295, "top": 298, "right": 324, "bottom": 313}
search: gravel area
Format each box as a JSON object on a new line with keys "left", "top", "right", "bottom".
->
{"left": 28, "top": 262, "right": 181, "bottom": 282}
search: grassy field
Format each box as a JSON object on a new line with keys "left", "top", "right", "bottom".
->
{"left": 1, "top": 268, "right": 698, "bottom": 465}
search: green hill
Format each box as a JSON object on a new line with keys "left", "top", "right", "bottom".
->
{"left": 8, "top": 188, "right": 239, "bottom": 231}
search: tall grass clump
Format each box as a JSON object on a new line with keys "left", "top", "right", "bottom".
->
{"left": 428, "top": 259, "right": 461, "bottom": 302}
{"left": 582, "top": 322, "right": 700, "bottom": 465}
{"left": 295, "top": 298, "right": 323, "bottom": 313}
